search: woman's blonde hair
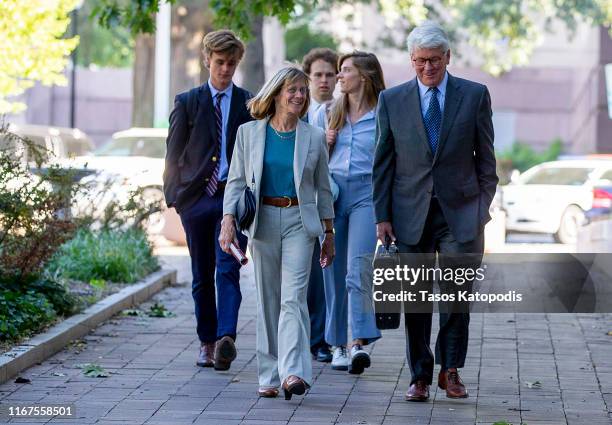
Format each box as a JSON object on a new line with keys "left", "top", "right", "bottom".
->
{"left": 247, "top": 66, "right": 310, "bottom": 120}
{"left": 328, "top": 51, "right": 385, "bottom": 131}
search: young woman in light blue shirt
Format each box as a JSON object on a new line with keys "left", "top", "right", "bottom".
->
{"left": 315, "top": 51, "right": 385, "bottom": 374}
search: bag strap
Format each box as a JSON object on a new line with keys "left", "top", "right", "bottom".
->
{"left": 185, "top": 86, "right": 200, "bottom": 130}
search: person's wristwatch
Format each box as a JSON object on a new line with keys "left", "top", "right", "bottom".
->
{"left": 324, "top": 228, "right": 335, "bottom": 236}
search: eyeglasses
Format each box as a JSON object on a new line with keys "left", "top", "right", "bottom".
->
{"left": 412, "top": 56, "right": 443, "bottom": 67}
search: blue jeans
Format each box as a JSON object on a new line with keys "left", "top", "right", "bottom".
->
{"left": 323, "top": 174, "right": 381, "bottom": 346}
{"left": 179, "top": 190, "right": 248, "bottom": 343}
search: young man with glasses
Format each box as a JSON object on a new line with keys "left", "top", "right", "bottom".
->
{"left": 301, "top": 48, "right": 339, "bottom": 364}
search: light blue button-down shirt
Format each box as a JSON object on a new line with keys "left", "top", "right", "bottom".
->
{"left": 417, "top": 71, "right": 448, "bottom": 119}
{"left": 316, "top": 107, "right": 376, "bottom": 178}
{"left": 208, "top": 79, "right": 233, "bottom": 181}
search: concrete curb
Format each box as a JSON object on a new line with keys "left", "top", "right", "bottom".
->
{"left": 0, "top": 268, "right": 177, "bottom": 385}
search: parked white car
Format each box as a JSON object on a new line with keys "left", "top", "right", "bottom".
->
{"left": 68, "top": 127, "right": 186, "bottom": 243}
{"left": 501, "top": 159, "right": 612, "bottom": 244}
{"left": 8, "top": 123, "right": 94, "bottom": 161}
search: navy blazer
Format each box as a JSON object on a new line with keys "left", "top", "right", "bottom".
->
{"left": 163, "top": 83, "right": 253, "bottom": 212}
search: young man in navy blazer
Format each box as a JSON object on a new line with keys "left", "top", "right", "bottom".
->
{"left": 163, "top": 30, "right": 253, "bottom": 371}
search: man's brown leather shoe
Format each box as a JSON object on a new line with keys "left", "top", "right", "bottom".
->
{"left": 214, "top": 336, "right": 237, "bottom": 371}
{"left": 405, "top": 380, "right": 430, "bottom": 402}
{"left": 438, "top": 369, "right": 468, "bottom": 398}
{"left": 197, "top": 342, "right": 215, "bottom": 367}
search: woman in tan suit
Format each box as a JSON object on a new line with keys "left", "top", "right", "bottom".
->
{"left": 219, "top": 66, "right": 335, "bottom": 400}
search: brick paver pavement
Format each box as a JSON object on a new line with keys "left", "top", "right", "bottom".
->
{"left": 1, "top": 246, "right": 611, "bottom": 425}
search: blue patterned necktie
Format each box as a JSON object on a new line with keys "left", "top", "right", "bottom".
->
{"left": 424, "top": 87, "right": 441, "bottom": 155}
{"left": 205, "top": 92, "right": 224, "bottom": 197}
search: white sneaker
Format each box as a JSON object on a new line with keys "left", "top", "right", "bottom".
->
{"left": 348, "top": 344, "right": 371, "bottom": 375}
{"left": 331, "top": 345, "right": 348, "bottom": 371}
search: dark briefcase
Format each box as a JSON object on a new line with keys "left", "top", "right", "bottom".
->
{"left": 372, "top": 239, "right": 401, "bottom": 330}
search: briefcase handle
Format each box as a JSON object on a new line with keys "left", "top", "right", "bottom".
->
{"left": 384, "top": 236, "right": 398, "bottom": 253}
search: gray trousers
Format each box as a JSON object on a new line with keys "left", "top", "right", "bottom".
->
{"left": 251, "top": 205, "right": 316, "bottom": 388}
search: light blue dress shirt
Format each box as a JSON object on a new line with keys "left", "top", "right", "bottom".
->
{"left": 306, "top": 99, "right": 321, "bottom": 125}
{"left": 208, "top": 79, "right": 233, "bottom": 181}
{"left": 417, "top": 71, "right": 448, "bottom": 118}
{"left": 316, "top": 107, "right": 376, "bottom": 178}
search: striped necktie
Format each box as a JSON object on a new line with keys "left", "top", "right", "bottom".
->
{"left": 424, "top": 87, "right": 441, "bottom": 155}
{"left": 205, "top": 92, "right": 224, "bottom": 197}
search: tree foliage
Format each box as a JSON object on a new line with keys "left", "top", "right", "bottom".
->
{"left": 91, "top": 0, "right": 296, "bottom": 40}
{"left": 93, "top": 0, "right": 611, "bottom": 76}
{"left": 378, "top": 0, "right": 612, "bottom": 75}
{"left": 285, "top": 23, "right": 338, "bottom": 62}
{"left": 0, "top": 0, "right": 80, "bottom": 113}
{"left": 77, "top": 1, "right": 134, "bottom": 68}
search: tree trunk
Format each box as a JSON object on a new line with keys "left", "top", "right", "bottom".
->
{"left": 132, "top": 34, "right": 155, "bottom": 127}
{"left": 239, "top": 15, "right": 265, "bottom": 94}
{"left": 171, "top": 1, "right": 213, "bottom": 97}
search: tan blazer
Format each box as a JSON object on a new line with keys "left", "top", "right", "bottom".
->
{"left": 223, "top": 117, "right": 335, "bottom": 239}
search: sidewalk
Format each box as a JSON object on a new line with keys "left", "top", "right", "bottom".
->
{"left": 0, "top": 245, "right": 611, "bottom": 425}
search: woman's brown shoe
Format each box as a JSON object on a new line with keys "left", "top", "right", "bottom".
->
{"left": 281, "top": 375, "right": 309, "bottom": 400}
{"left": 257, "top": 387, "right": 279, "bottom": 398}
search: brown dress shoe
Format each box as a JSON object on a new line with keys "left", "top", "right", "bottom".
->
{"left": 438, "top": 369, "right": 447, "bottom": 389}
{"left": 214, "top": 336, "right": 237, "bottom": 371}
{"left": 281, "top": 375, "right": 310, "bottom": 400}
{"left": 197, "top": 342, "right": 215, "bottom": 367}
{"left": 257, "top": 387, "right": 279, "bottom": 398}
{"left": 439, "top": 370, "right": 468, "bottom": 398}
{"left": 405, "top": 380, "right": 430, "bottom": 402}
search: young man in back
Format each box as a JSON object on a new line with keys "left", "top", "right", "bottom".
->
{"left": 302, "top": 48, "right": 338, "bottom": 364}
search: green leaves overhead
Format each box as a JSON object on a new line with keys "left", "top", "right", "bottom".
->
{"left": 89, "top": 0, "right": 612, "bottom": 76}
{"left": 210, "top": 0, "right": 297, "bottom": 40}
{"left": 90, "top": 0, "right": 178, "bottom": 35}
{"left": 0, "top": 0, "right": 80, "bottom": 113}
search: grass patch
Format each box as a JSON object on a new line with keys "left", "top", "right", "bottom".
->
{"left": 48, "top": 228, "right": 159, "bottom": 283}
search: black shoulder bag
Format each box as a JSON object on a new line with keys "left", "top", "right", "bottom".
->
{"left": 236, "top": 173, "right": 256, "bottom": 231}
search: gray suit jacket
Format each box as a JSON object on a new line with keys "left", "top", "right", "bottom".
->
{"left": 223, "top": 117, "right": 335, "bottom": 239}
{"left": 372, "top": 74, "right": 499, "bottom": 245}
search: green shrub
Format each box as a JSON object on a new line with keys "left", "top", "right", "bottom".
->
{"left": 0, "top": 124, "right": 79, "bottom": 281}
{"left": 498, "top": 139, "right": 562, "bottom": 173}
{"left": 496, "top": 138, "right": 562, "bottom": 185}
{"left": 0, "top": 274, "right": 78, "bottom": 341}
{"left": 29, "top": 277, "right": 79, "bottom": 317}
{"left": 48, "top": 228, "right": 159, "bottom": 283}
{"left": 0, "top": 290, "right": 56, "bottom": 340}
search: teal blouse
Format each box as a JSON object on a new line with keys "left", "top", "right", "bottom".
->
{"left": 260, "top": 124, "right": 297, "bottom": 197}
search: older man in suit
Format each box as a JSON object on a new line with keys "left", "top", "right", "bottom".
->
{"left": 373, "top": 21, "right": 498, "bottom": 401}
{"left": 163, "top": 30, "right": 253, "bottom": 371}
